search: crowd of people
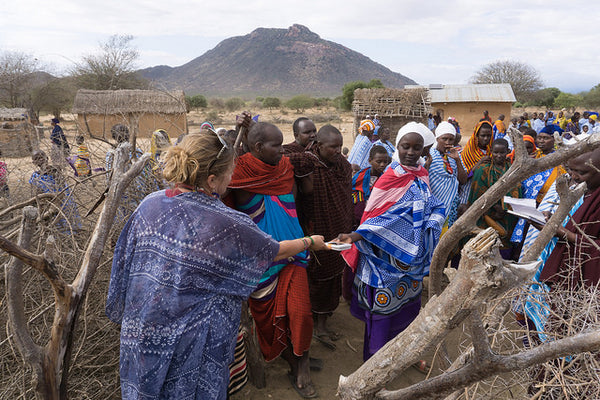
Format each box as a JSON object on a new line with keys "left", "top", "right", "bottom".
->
{"left": 3, "top": 109, "right": 598, "bottom": 399}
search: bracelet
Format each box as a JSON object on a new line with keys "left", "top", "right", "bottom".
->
{"left": 301, "top": 238, "right": 310, "bottom": 251}
{"left": 305, "top": 236, "right": 315, "bottom": 246}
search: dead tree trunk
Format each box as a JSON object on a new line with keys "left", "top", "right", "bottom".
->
{"left": 2, "top": 143, "right": 150, "bottom": 399}
{"left": 377, "top": 320, "right": 600, "bottom": 399}
{"left": 337, "top": 228, "right": 540, "bottom": 399}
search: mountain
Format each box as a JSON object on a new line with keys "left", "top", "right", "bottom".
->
{"left": 139, "top": 24, "right": 417, "bottom": 98}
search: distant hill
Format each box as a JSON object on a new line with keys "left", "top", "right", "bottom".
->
{"left": 139, "top": 24, "right": 417, "bottom": 98}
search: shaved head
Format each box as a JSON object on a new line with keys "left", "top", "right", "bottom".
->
{"left": 316, "top": 124, "right": 341, "bottom": 143}
{"left": 247, "top": 122, "right": 280, "bottom": 148}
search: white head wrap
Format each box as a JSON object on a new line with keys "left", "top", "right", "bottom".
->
{"left": 434, "top": 121, "right": 457, "bottom": 138}
{"left": 392, "top": 122, "right": 435, "bottom": 163}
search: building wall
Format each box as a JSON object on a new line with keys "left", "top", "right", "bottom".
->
{"left": 76, "top": 112, "right": 188, "bottom": 139}
{"left": 431, "top": 102, "right": 512, "bottom": 136}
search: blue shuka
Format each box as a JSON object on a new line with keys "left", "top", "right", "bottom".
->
{"left": 106, "top": 190, "right": 279, "bottom": 400}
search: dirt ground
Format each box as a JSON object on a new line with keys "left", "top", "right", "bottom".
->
{"left": 230, "top": 289, "right": 448, "bottom": 400}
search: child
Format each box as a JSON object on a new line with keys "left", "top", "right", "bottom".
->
{"left": 29, "top": 150, "right": 81, "bottom": 233}
{"left": 338, "top": 122, "right": 445, "bottom": 363}
{"left": 342, "top": 146, "right": 349, "bottom": 159}
{"left": 73, "top": 135, "right": 92, "bottom": 177}
{"left": 351, "top": 145, "right": 390, "bottom": 229}
{"left": 468, "top": 138, "right": 520, "bottom": 258}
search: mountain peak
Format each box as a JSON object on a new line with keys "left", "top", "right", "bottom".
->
{"left": 140, "top": 26, "right": 416, "bottom": 98}
{"left": 286, "top": 24, "right": 320, "bottom": 40}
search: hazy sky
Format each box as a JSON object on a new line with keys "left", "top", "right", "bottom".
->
{"left": 3, "top": 0, "right": 598, "bottom": 93}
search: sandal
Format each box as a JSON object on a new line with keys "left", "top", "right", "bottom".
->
{"left": 412, "top": 359, "right": 431, "bottom": 374}
{"left": 288, "top": 371, "right": 318, "bottom": 398}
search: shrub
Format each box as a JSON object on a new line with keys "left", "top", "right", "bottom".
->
{"left": 225, "top": 97, "right": 245, "bottom": 112}
{"left": 209, "top": 98, "right": 225, "bottom": 109}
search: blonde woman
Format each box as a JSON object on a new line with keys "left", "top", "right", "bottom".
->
{"left": 106, "top": 132, "right": 328, "bottom": 399}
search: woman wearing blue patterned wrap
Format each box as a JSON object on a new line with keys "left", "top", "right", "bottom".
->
{"left": 106, "top": 131, "right": 328, "bottom": 400}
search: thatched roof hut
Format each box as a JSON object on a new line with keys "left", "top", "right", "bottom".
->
{"left": 351, "top": 88, "right": 432, "bottom": 139}
{"left": 72, "top": 89, "right": 189, "bottom": 139}
{"left": 0, "top": 108, "right": 34, "bottom": 157}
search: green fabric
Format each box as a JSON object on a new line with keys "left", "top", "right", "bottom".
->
{"left": 468, "top": 160, "right": 521, "bottom": 246}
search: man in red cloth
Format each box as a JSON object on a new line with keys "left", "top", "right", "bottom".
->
{"left": 290, "top": 125, "right": 353, "bottom": 347}
{"left": 228, "top": 122, "right": 318, "bottom": 398}
{"left": 540, "top": 148, "right": 600, "bottom": 287}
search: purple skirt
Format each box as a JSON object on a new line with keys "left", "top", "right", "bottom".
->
{"left": 350, "top": 284, "right": 421, "bottom": 361}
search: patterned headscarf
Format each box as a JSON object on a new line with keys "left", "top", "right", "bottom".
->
{"left": 508, "top": 135, "right": 536, "bottom": 161}
{"left": 460, "top": 121, "right": 493, "bottom": 173}
{"left": 359, "top": 119, "right": 375, "bottom": 133}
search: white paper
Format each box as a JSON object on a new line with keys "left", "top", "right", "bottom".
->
{"left": 503, "top": 196, "right": 546, "bottom": 225}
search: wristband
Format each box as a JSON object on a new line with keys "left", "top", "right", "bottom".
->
{"left": 301, "top": 238, "right": 310, "bottom": 251}
{"left": 306, "top": 236, "right": 315, "bottom": 246}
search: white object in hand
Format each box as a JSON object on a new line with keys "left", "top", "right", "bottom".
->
{"left": 326, "top": 242, "right": 352, "bottom": 251}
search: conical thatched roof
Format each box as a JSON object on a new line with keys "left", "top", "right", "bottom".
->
{"left": 352, "top": 88, "right": 431, "bottom": 118}
{"left": 72, "top": 89, "right": 188, "bottom": 115}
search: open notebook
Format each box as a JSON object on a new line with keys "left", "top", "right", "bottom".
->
{"left": 503, "top": 196, "right": 546, "bottom": 225}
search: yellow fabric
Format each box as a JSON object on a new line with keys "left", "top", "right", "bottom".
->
{"left": 533, "top": 149, "right": 566, "bottom": 203}
{"left": 494, "top": 119, "right": 506, "bottom": 134}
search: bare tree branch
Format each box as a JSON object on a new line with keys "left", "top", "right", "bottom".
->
{"left": 377, "top": 330, "right": 600, "bottom": 400}
{"left": 429, "top": 132, "right": 600, "bottom": 297}
{"left": 4, "top": 206, "right": 44, "bottom": 371}
{"left": 522, "top": 177, "right": 586, "bottom": 263}
{"left": 337, "top": 228, "right": 540, "bottom": 399}
{"left": 0, "top": 193, "right": 56, "bottom": 219}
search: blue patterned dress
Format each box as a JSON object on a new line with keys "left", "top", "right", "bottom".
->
{"left": 106, "top": 190, "right": 279, "bottom": 400}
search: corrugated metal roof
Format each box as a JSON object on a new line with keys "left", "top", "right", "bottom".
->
{"left": 405, "top": 84, "right": 516, "bottom": 103}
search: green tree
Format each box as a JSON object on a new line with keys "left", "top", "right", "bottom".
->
{"left": 225, "top": 97, "right": 245, "bottom": 112}
{"left": 262, "top": 97, "right": 281, "bottom": 109}
{"left": 553, "top": 92, "right": 582, "bottom": 109}
{"left": 527, "top": 87, "right": 561, "bottom": 107}
{"left": 187, "top": 94, "right": 207, "bottom": 109}
{"left": 285, "top": 95, "right": 315, "bottom": 113}
{"left": 340, "top": 79, "right": 385, "bottom": 111}
{"left": 209, "top": 98, "right": 225, "bottom": 110}
{"left": 469, "top": 60, "right": 543, "bottom": 102}
{"left": 72, "top": 34, "right": 147, "bottom": 90}
{"left": 582, "top": 84, "right": 600, "bottom": 108}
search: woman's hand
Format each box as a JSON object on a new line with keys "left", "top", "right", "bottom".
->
{"left": 336, "top": 232, "right": 363, "bottom": 244}
{"left": 336, "top": 233, "right": 354, "bottom": 244}
{"left": 307, "top": 235, "right": 328, "bottom": 251}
